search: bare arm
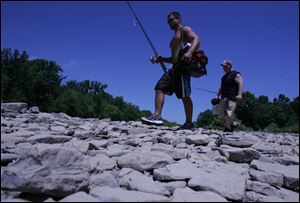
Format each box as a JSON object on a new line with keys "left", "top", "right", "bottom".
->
{"left": 217, "top": 87, "right": 221, "bottom": 98}
{"left": 182, "top": 26, "right": 200, "bottom": 55}
{"left": 235, "top": 74, "right": 244, "bottom": 100}
{"left": 180, "top": 26, "right": 200, "bottom": 63}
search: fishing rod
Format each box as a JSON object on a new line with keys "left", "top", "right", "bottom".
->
{"left": 126, "top": 1, "right": 168, "bottom": 73}
{"left": 126, "top": 1, "right": 217, "bottom": 95}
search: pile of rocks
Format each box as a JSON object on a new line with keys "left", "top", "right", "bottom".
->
{"left": 1, "top": 102, "right": 299, "bottom": 202}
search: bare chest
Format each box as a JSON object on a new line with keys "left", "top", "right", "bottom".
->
{"left": 170, "top": 31, "right": 187, "bottom": 50}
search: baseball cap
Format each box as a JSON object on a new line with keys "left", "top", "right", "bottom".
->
{"left": 221, "top": 59, "right": 232, "bottom": 67}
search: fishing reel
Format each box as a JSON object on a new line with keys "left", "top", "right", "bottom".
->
{"left": 211, "top": 98, "right": 220, "bottom": 105}
{"left": 211, "top": 98, "right": 220, "bottom": 116}
{"left": 150, "top": 55, "right": 159, "bottom": 64}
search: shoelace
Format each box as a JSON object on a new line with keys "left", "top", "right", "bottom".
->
{"left": 150, "top": 115, "right": 161, "bottom": 120}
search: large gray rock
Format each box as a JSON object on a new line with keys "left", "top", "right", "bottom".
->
{"left": 244, "top": 191, "right": 290, "bottom": 202}
{"left": 151, "top": 143, "right": 188, "bottom": 160}
{"left": 26, "top": 134, "right": 72, "bottom": 144}
{"left": 119, "top": 169, "right": 170, "bottom": 196}
{"left": 185, "top": 134, "right": 210, "bottom": 145}
{"left": 222, "top": 147, "right": 261, "bottom": 163}
{"left": 247, "top": 180, "right": 299, "bottom": 202}
{"left": 89, "top": 154, "right": 116, "bottom": 172}
{"left": 1, "top": 144, "right": 90, "bottom": 197}
{"left": 153, "top": 158, "right": 248, "bottom": 183}
{"left": 249, "top": 169, "right": 284, "bottom": 187}
{"left": 59, "top": 191, "right": 99, "bottom": 202}
{"left": 172, "top": 187, "right": 228, "bottom": 202}
{"left": 89, "top": 186, "right": 171, "bottom": 202}
{"left": 252, "top": 143, "right": 283, "bottom": 155}
{"left": 1, "top": 102, "right": 28, "bottom": 113}
{"left": 117, "top": 151, "right": 175, "bottom": 172}
{"left": 89, "top": 171, "right": 119, "bottom": 189}
{"left": 102, "top": 144, "right": 131, "bottom": 157}
{"left": 272, "top": 155, "right": 299, "bottom": 166}
{"left": 153, "top": 159, "right": 201, "bottom": 181}
{"left": 188, "top": 171, "right": 246, "bottom": 201}
{"left": 217, "top": 136, "right": 253, "bottom": 148}
{"left": 251, "top": 160, "right": 299, "bottom": 191}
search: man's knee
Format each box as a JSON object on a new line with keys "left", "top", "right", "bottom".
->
{"left": 156, "top": 89, "right": 164, "bottom": 95}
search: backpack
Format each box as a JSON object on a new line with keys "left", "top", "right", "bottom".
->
{"left": 190, "top": 49, "right": 208, "bottom": 77}
{"left": 178, "top": 46, "right": 208, "bottom": 78}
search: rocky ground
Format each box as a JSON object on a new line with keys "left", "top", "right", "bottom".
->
{"left": 1, "top": 102, "right": 299, "bottom": 202}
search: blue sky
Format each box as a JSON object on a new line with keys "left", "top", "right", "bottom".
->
{"left": 1, "top": 1, "right": 299, "bottom": 124}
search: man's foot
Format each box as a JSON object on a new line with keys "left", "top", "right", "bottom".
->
{"left": 230, "top": 121, "right": 240, "bottom": 131}
{"left": 223, "top": 127, "right": 233, "bottom": 133}
{"left": 141, "top": 114, "right": 164, "bottom": 126}
{"left": 177, "top": 122, "right": 194, "bottom": 130}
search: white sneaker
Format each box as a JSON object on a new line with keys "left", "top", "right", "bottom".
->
{"left": 141, "top": 114, "right": 164, "bottom": 125}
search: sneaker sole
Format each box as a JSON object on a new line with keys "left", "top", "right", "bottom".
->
{"left": 141, "top": 117, "right": 164, "bottom": 126}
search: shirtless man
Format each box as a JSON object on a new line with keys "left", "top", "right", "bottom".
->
{"left": 141, "top": 11, "right": 200, "bottom": 130}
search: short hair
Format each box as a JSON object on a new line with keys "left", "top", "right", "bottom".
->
{"left": 167, "top": 11, "right": 181, "bottom": 20}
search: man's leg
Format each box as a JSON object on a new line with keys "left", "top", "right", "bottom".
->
{"left": 154, "top": 90, "right": 165, "bottom": 117}
{"left": 218, "top": 98, "right": 232, "bottom": 132}
{"left": 141, "top": 71, "right": 173, "bottom": 125}
{"left": 141, "top": 89, "right": 164, "bottom": 125}
{"left": 182, "top": 96, "right": 193, "bottom": 124}
{"left": 218, "top": 98, "right": 226, "bottom": 120}
{"left": 225, "top": 100, "right": 237, "bottom": 129}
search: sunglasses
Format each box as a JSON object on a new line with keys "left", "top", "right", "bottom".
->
{"left": 167, "top": 18, "right": 176, "bottom": 23}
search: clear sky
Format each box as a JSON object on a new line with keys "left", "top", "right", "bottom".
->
{"left": 1, "top": 1, "right": 299, "bottom": 124}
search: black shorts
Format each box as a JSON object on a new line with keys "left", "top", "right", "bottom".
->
{"left": 154, "top": 65, "right": 191, "bottom": 99}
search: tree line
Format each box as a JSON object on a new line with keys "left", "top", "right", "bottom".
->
{"left": 1, "top": 48, "right": 298, "bottom": 133}
{"left": 1, "top": 48, "right": 152, "bottom": 121}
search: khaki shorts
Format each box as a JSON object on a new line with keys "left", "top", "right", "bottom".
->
{"left": 218, "top": 98, "right": 237, "bottom": 118}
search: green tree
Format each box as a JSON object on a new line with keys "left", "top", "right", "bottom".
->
{"left": 195, "top": 109, "right": 214, "bottom": 128}
{"left": 235, "top": 91, "right": 258, "bottom": 130}
{"left": 1, "top": 48, "right": 29, "bottom": 102}
{"left": 258, "top": 95, "right": 269, "bottom": 104}
{"left": 290, "top": 96, "right": 299, "bottom": 119}
{"left": 49, "top": 89, "right": 96, "bottom": 118}
{"left": 25, "top": 59, "right": 65, "bottom": 110}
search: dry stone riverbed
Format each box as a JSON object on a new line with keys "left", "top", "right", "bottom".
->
{"left": 1, "top": 102, "right": 299, "bottom": 202}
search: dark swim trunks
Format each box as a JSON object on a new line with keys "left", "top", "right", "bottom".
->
{"left": 154, "top": 64, "right": 191, "bottom": 99}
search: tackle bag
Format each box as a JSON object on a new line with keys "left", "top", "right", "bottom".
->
{"left": 178, "top": 48, "right": 208, "bottom": 78}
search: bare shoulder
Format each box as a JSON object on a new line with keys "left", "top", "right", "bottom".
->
{"left": 182, "top": 26, "right": 198, "bottom": 40}
{"left": 236, "top": 73, "right": 243, "bottom": 80}
{"left": 182, "top": 26, "right": 193, "bottom": 33}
